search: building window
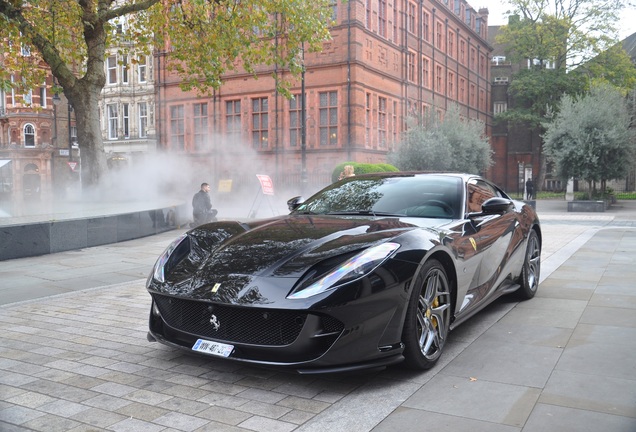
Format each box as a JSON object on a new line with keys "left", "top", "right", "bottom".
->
{"left": 366, "top": 0, "right": 371, "bottom": 28}
{"left": 138, "top": 102, "right": 148, "bottom": 138}
{"left": 289, "top": 93, "right": 303, "bottom": 147}
{"left": 170, "top": 105, "right": 184, "bottom": 150}
{"left": 465, "top": 9, "right": 471, "bottom": 26}
{"left": 378, "top": 0, "right": 387, "bottom": 38}
{"left": 107, "top": 55, "right": 117, "bottom": 84}
{"left": 252, "top": 97, "right": 268, "bottom": 149}
{"left": 422, "top": 57, "right": 430, "bottom": 88}
{"left": 226, "top": 100, "right": 241, "bottom": 137}
{"left": 470, "top": 84, "right": 476, "bottom": 107}
{"left": 24, "top": 124, "right": 35, "bottom": 147}
{"left": 455, "top": 0, "right": 460, "bottom": 14}
{"left": 365, "top": 93, "right": 371, "bottom": 146}
{"left": 407, "top": 2, "right": 416, "bottom": 33}
{"left": 494, "top": 101, "right": 507, "bottom": 114}
{"left": 319, "top": 91, "right": 338, "bottom": 146}
{"left": 448, "top": 31, "right": 455, "bottom": 57}
{"left": 121, "top": 55, "right": 129, "bottom": 84}
{"left": 459, "top": 78, "right": 466, "bottom": 103}
{"left": 23, "top": 88, "right": 33, "bottom": 105}
{"left": 39, "top": 85, "right": 46, "bottom": 108}
{"left": 392, "top": 101, "right": 397, "bottom": 147}
{"left": 378, "top": 97, "right": 387, "bottom": 148}
{"left": 480, "top": 54, "right": 486, "bottom": 76}
{"left": 122, "top": 103, "right": 129, "bottom": 138}
{"left": 138, "top": 56, "right": 147, "bottom": 83}
{"left": 460, "top": 40, "right": 466, "bottom": 64}
{"left": 408, "top": 51, "right": 416, "bottom": 82}
{"left": 436, "top": 22, "right": 443, "bottom": 49}
{"left": 448, "top": 72, "right": 455, "bottom": 98}
{"left": 470, "top": 47, "right": 476, "bottom": 68}
{"left": 479, "top": 89, "right": 485, "bottom": 111}
{"left": 10, "top": 75, "right": 15, "bottom": 106}
{"left": 107, "top": 104, "right": 118, "bottom": 139}
{"left": 393, "top": 2, "right": 398, "bottom": 43}
{"left": 193, "top": 103, "right": 208, "bottom": 150}
{"left": 329, "top": 0, "right": 337, "bottom": 22}
{"left": 436, "top": 65, "right": 443, "bottom": 93}
{"left": 423, "top": 11, "right": 430, "bottom": 41}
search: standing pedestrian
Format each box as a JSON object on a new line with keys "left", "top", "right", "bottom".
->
{"left": 525, "top": 178, "right": 534, "bottom": 200}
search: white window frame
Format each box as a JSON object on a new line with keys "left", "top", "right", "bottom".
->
{"left": 494, "top": 101, "right": 508, "bottom": 114}
{"left": 40, "top": 84, "right": 47, "bottom": 108}
{"left": 107, "top": 103, "right": 118, "bottom": 139}
{"left": 138, "top": 56, "right": 147, "bottom": 83}
{"left": 107, "top": 55, "right": 117, "bottom": 85}
{"left": 122, "top": 103, "right": 130, "bottom": 138}
{"left": 138, "top": 102, "right": 148, "bottom": 138}
{"left": 24, "top": 123, "right": 36, "bottom": 147}
{"left": 24, "top": 89, "right": 32, "bottom": 105}
{"left": 121, "top": 55, "right": 129, "bottom": 84}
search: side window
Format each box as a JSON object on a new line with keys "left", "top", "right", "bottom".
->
{"left": 466, "top": 179, "right": 496, "bottom": 213}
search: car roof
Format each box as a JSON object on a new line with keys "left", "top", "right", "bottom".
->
{"left": 353, "top": 171, "right": 479, "bottom": 181}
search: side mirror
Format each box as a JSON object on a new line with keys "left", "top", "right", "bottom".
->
{"left": 480, "top": 197, "right": 514, "bottom": 215}
{"left": 468, "top": 197, "right": 514, "bottom": 218}
{"left": 287, "top": 196, "right": 305, "bottom": 212}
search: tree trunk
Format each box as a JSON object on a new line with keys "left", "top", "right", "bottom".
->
{"left": 72, "top": 85, "right": 107, "bottom": 194}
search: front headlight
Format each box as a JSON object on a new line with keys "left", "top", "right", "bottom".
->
{"left": 287, "top": 242, "right": 400, "bottom": 299}
{"left": 148, "top": 233, "right": 190, "bottom": 285}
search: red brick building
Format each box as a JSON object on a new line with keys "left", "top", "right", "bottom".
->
{"left": 0, "top": 71, "right": 77, "bottom": 217}
{"left": 155, "top": 0, "right": 492, "bottom": 192}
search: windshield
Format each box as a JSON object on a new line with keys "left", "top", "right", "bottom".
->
{"left": 293, "top": 175, "right": 462, "bottom": 219}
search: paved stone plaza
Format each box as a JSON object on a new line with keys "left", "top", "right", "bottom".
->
{"left": 1, "top": 201, "right": 635, "bottom": 431}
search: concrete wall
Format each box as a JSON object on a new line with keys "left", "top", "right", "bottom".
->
{"left": 0, "top": 204, "right": 188, "bottom": 261}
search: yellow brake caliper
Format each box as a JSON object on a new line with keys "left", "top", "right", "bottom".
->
{"left": 430, "top": 297, "right": 439, "bottom": 328}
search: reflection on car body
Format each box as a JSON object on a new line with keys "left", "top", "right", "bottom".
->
{"left": 146, "top": 172, "right": 541, "bottom": 374}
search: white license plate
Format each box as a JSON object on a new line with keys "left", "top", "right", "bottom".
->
{"left": 192, "top": 339, "right": 234, "bottom": 357}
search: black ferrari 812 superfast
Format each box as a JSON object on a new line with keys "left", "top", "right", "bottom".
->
{"left": 146, "top": 172, "right": 541, "bottom": 373}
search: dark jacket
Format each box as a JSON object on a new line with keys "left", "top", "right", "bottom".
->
{"left": 192, "top": 190, "right": 212, "bottom": 217}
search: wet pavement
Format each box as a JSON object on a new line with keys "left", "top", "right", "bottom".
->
{"left": 1, "top": 200, "right": 635, "bottom": 431}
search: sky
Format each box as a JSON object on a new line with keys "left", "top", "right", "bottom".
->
{"left": 483, "top": 1, "right": 636, "bottom": 41}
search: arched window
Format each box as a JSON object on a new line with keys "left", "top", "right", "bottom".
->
{"left": 24, "top": 124, "right": 35, "bottom": 147}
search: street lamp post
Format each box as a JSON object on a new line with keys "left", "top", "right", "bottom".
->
{"left": 52, "top": 93, "right": 73, "bottom": 163}
{"left": 67, "top": 103, "right": 73, "bottom": 162}
{"left": 300, "top": 45, "right": 307, "bottom": 194}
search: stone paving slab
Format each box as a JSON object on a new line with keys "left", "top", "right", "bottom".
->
{"left": 1, "top": 204, "right": 636, "bottom": 431}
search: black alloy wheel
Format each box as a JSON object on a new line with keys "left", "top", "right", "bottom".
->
{"left": 517, "top": 229, "right": 541, "bottom": 299}
{"left": 402, "top": 259, "right": 452, "bottom": 370}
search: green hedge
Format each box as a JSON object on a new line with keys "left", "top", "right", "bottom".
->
{"left": 332, "top": 162, "right": 399, "bottom": 182}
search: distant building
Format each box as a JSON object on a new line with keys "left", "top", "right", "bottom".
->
{"left": 0, "top": 56, "right": 76, "bottom": 216}
{"left": 154, "top": 0, "right": 493, "bottom": 192}
{"left": 99, "top": 20, "right": 157, "bottom": 171}
{"left": 489, "top": 22, "right": 636, "bottom": 195}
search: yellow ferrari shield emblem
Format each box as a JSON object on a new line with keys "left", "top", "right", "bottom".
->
{"left": 469, "top": 237, "right": 477, "bottom": 251}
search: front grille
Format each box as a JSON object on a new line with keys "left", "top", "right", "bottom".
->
{"left": 152, "top": 294, "right": 310, "bottom": 346}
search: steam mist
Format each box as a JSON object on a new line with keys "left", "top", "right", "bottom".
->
{"left": 1, "top": 133, "right": 330, "bottom": 223}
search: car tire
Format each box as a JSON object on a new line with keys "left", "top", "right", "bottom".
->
{"left": 402, "top": 259, "right": 452, "bottom": 370}
{"left": 517, "top": 229, "right": 541, "bottom": 300}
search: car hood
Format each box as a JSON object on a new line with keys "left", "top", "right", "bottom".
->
{"left": 156, "top": 215, "right": 438, "bottom": 304}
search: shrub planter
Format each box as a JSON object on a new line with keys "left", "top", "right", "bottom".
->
{"left": 567, "top": 200, "right": 609, "bottom": 212}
